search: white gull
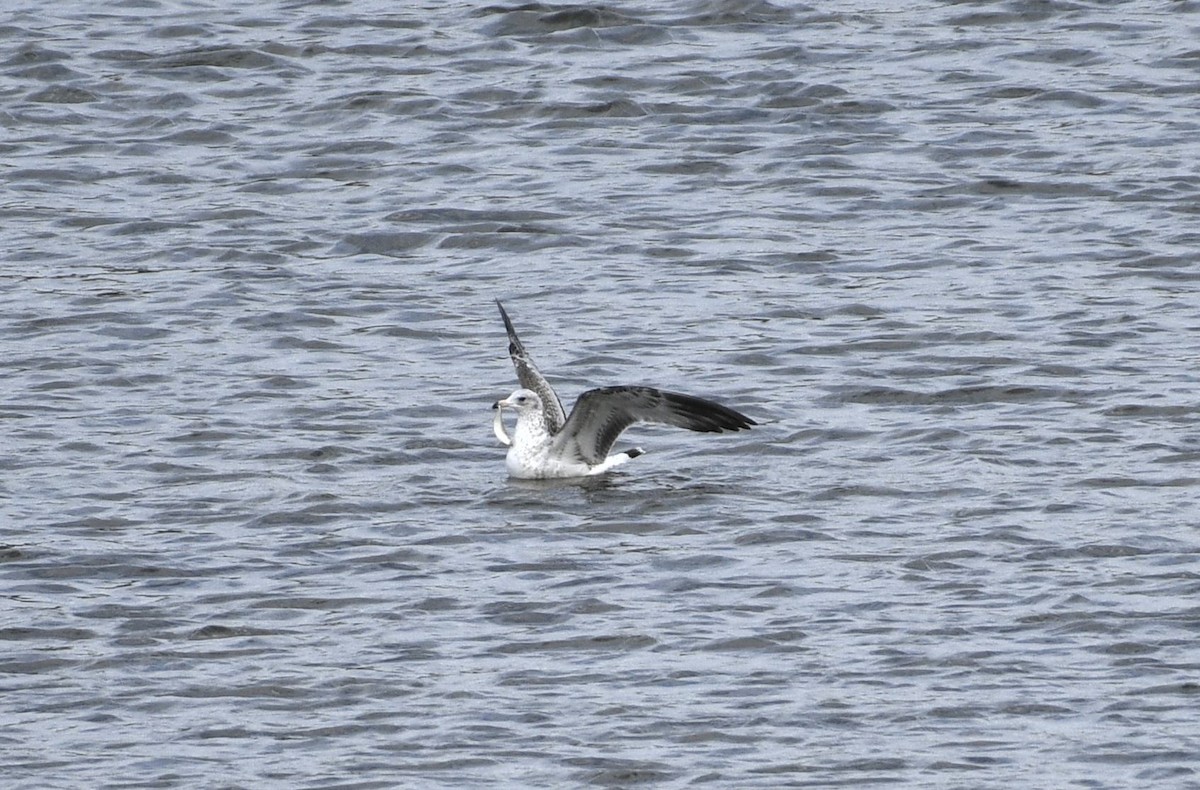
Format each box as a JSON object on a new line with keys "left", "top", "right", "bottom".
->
{"left": 492, "top": 301, "right": 755, "bottom": 479}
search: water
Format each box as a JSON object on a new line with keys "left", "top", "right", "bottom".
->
{"left": 3, "top": 1, "right": 1200, "bottom": 787}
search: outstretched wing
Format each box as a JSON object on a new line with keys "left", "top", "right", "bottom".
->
{"left": 496, "top": 300, "right": 567, "bottom": 433}
{"left": 552, "top": 386, "right": 755, "bottom": 465}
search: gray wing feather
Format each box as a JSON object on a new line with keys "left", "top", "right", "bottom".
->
{"left": 553, "top": 386, "right": 756, "bottom": 465}
{"left": 497, "top": 300, "right": 567, "bottom": 433}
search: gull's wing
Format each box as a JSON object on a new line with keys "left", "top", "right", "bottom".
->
{"left": 552, "top": 386, "right": 755, "bottom": 465}
{"left": 497, "top": 300, "right": 567, "bottom": 433}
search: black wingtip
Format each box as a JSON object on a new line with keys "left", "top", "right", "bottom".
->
{"left": 664, "top": 391, "right": 756, "bottom": 433}
{"left": 496, "top": 300, "right": 524, "bottom": 355}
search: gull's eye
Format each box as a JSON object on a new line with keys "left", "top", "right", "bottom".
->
{"left": 516, "top": 396, "right": 527, "bottom": 403}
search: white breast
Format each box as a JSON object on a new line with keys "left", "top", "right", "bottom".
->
{"left": 504, "top": 411, "right": 593, "bottom": 479}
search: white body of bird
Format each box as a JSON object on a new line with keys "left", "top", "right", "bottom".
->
{"left": 495, "top": 389, "right": 642, "bottom": 479}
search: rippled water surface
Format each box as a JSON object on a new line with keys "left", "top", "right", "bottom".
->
{"left": 4, "top": 1, "right": 1200, "bottom": 787}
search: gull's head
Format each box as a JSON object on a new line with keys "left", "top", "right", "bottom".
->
{"left": 494, "top": 388, "right": 542, "bottom": 414}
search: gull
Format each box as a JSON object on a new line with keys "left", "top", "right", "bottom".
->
{"left": 492, "top": 300, "right": 755, "bottom": 479}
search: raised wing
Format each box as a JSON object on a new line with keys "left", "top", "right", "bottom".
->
{"left": 552, "top": 386, "right": 755, "bottom": 465}
{"left": 496, "top": 300, "right": 567, "bottom": 433}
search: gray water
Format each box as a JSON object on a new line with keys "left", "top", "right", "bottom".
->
{"left": 3, "top": 1, "right": 1200, "bottom": 787}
